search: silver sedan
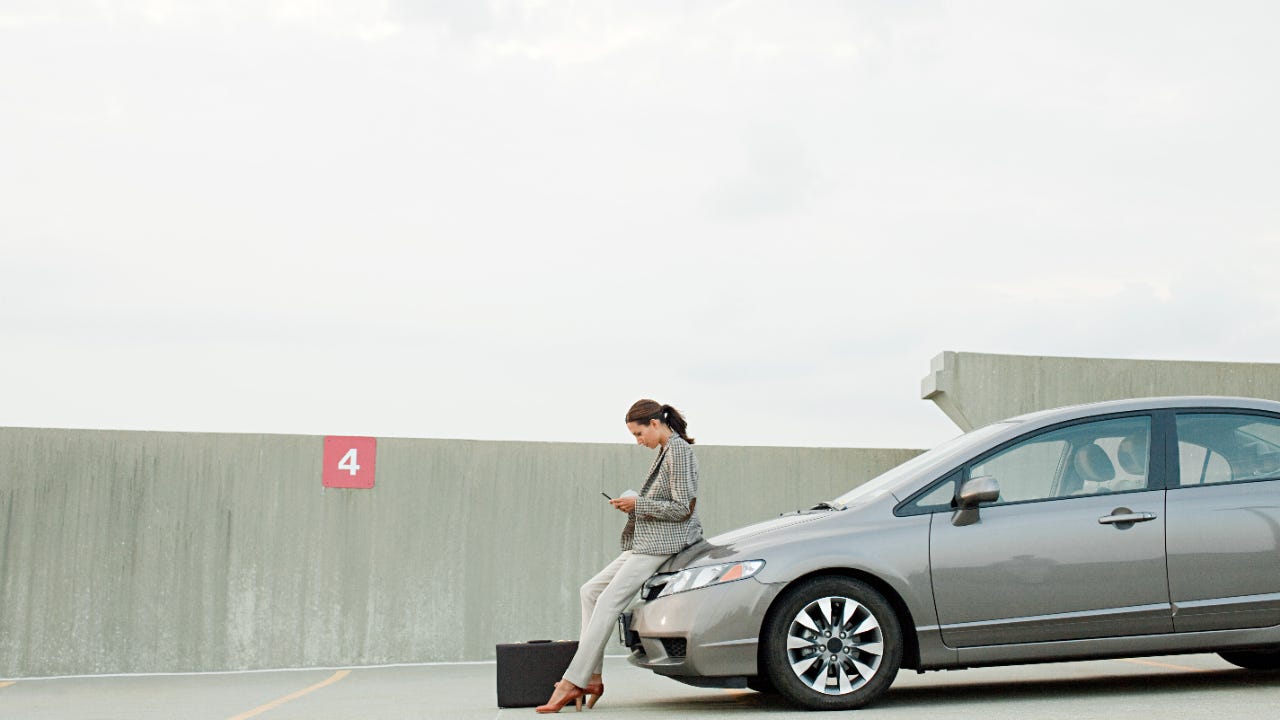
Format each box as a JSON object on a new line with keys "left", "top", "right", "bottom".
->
{"left": 621, "top": 396, "right": 1280, "bottom": 710}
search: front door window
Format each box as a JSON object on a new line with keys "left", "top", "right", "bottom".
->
{"left": 970, "top": 416, "right": 1152, "bottom": 502}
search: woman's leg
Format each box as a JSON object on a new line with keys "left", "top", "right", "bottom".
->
{"left": 580, "top": 553, "right": 630, "bottom": 637}
{"left": 562, "top": 552, "right": 669, "bottom": 688}
{"left": 580, "top": 553, "right": 631, "bottom": 679}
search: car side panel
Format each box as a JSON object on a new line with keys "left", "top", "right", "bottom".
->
{"left": 1166, "top": 479, "right": 1280, "bottom": 631}
{"left": 931, "top": 490, "right": 1173, "bottom": 647}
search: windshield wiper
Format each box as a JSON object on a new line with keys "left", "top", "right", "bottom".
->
{"left": 779, "top": 500, "right": 847, "bottom": 516}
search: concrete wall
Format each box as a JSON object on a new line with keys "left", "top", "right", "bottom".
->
{"left": 0, "top": 427, "right": 921, "bottom": 678}
{"left": 11, "top": 351, "right": 1278, "bottom": 677}
{"left": 921, "top": 351, "right": 1280, "bottom": 431}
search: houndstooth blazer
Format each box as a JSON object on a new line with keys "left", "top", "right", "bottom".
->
{"left": 620, "top": 433, "right": 703, "bottom": 556}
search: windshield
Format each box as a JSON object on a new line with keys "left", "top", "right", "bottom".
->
{"left": 832, "top": 422, "right": 1015, "bottom": 506}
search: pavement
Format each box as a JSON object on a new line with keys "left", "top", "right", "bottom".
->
{"left": 1, "top": 653, "right": 1276, "bottom": 720}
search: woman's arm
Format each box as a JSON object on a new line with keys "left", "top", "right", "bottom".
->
{"left": 634, "top": 444, "right": 696, "bottom": 520}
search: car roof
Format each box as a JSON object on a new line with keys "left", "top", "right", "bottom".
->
{"left": 1002, "top": 395, "right": 1280, "bottom": 429}
{"left": 869, "top": 396, "right": 1280, "bottom": 503}
{"left": 858, "top": 396, "right": 1280, "bottom": 505}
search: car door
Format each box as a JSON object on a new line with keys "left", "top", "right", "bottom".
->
{"left": 929, "top": 414, "right": 1173, "bottom": 648}
{"left": 1166, "top": 411, "right": 1280, "bottom": 632}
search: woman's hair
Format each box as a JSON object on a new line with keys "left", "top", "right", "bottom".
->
{"left": 625, "top": 399, "right": 695, "bottom": 445}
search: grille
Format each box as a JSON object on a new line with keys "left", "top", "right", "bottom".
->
{"left": 661, "top": 638, "right": 687, "bottom": 658}
{"left": 617, "top": 613, "right": 641, "bottom": 650}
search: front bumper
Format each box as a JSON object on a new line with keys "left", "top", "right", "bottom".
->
{"left": 624, "top": 576, "right": 784, "bottom": 679}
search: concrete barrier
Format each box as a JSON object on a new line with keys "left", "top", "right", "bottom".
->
{"left": 0, "top": 427, "right": 921, "bottom": 677}
{"left": 921, "top": 351, "right": 1280, "bottom": 431}
{"left": 11, "top": 350, "right": 1280, "bottom": 677}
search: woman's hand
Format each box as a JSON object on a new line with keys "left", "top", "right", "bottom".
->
{"left": 610, "top": 496, "right": 637, "bottom": 513}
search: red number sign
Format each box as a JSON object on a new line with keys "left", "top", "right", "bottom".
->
{"left": 323, "top": 436, "right": 377, "bottom": 489}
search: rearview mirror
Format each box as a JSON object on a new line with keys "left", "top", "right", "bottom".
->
{"left": 952, "top": 475, "right": 1000, "bottom": 527}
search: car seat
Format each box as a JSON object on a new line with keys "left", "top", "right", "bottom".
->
{"left": 1237, "top": 440, "right": 1280, "bottom": 480}
{"left": 1061, "top": 442, "right": 1115, "bottom": 496}
{"left": 1113, "top": 432, "right": 1149, "bottom": 490}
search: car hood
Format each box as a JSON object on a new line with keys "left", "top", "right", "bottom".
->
{"left": 711, "top": 511, "right": 832, "bottom": 545}
{"left": 658, "top": 510, "right": 841, "bottom": 572}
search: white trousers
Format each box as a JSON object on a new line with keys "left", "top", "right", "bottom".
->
{"left": 563, "top": 550, "right": 670, "bottom": 688}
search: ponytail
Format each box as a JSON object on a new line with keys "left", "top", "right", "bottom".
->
{"left": 625, "top": 399, "right": 696, "bottom": 445}
{"left": 660, "top": 404, "right": 695, "bottom": 445}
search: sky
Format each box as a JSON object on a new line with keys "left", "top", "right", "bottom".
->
{"left": 2, "top": 1, "right": 1278, "bottom": 450}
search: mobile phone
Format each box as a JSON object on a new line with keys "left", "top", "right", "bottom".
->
{"left": 601, "top": 491, "right": 613, "bottom": 500}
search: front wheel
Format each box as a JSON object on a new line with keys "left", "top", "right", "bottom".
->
{"left": 1220, "top": 649, "right": 1280, "bottom": 670}
{"left": 761, "top": 576, "right": 903, "bottom": 711}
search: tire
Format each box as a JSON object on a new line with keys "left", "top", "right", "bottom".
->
{"left": 745, "top": 674, "right": 778, "bottom": 694}
{"left": 1220, "top": 649, "right": 1280, "bottom": 670}
{"left": 761, "top": 576, "right": 903, "bottom": 711}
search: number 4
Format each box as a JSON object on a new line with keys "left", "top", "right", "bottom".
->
{"left": 338, "top": 448, "right": 360, "bottom": 476}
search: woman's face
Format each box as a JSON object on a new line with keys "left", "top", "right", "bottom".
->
{"left": 627, "top": 419, "right": 666, "bottom": 449}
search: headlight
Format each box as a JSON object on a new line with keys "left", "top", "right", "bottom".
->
{"left": 644, "top": 560, "right": 766, "bottom": 599}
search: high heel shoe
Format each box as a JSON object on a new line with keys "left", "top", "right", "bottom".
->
{"left": 584, "top": 682, "right": 604, "bottom": 709}
{"left": 535, "top": 680, "right": 585, "bottom": 714}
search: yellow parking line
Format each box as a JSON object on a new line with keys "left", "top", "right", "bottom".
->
{"left": 1119, "top": 658, "right": 1213, "bottom": 673}
{"left": 226, "top": 670, "right": 350, "bottom": 720}
{"left": 0, "top": 681, "right": 14, "bottom": 689}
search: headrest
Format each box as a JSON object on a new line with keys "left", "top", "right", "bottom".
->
{"left": 1073, "top": 443, "right": 1115, "bottom": 482}
{"left": 1241, "top": 441, "right": 1280, "bottom": 477}
{"left": 1116, "top": 434, "right": 1148, "bottom": 476}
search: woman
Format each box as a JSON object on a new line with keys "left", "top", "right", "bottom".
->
{"left": 536, "top": 399, "right": 703, "bottom": 713}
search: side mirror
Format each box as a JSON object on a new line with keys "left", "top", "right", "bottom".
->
{"left": 952, "top": 475, "right": 1000, "bottom": 527}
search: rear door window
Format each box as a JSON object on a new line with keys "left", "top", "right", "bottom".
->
{"left": 1175, "top": 413, "right": 1280, "bottom": 486}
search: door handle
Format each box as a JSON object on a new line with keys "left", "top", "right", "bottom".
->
{"left": 1098, "top": 512, "right": 1157, "bottom": 525}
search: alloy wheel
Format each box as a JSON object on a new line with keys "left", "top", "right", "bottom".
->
{"left": 784, "top": 595, "right": 884, "bottom": 695}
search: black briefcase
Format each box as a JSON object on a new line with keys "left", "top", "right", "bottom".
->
{"left": 495, "top": 640, "right": 579, "bottom": 708}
